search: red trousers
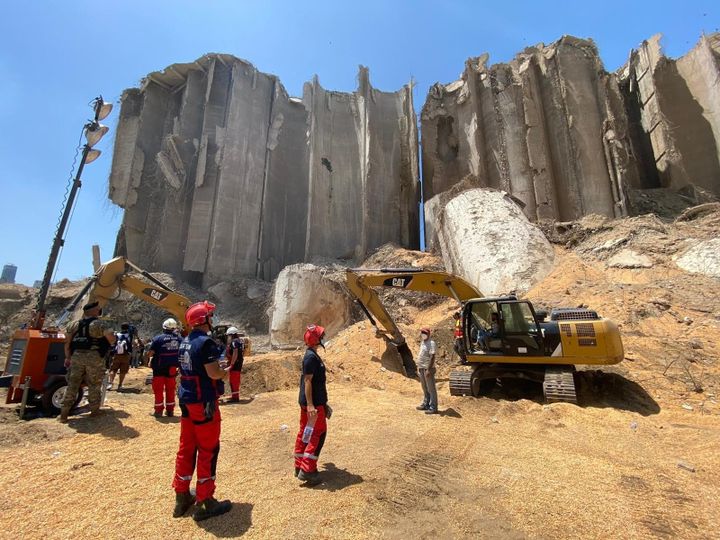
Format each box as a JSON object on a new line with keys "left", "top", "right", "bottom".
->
{"left": 229, "top": 371, "right": 242, "bottom": 400}
{"left": 294, "top": 405, "right": 327, "bottom": 473}
{"left": 173, "top": 402, "right": 221, "bottom": 503}
{"left": 152, "top": 372, "right": 176, "bottom": 414}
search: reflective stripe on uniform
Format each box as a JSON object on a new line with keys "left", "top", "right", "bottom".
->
{"left": 175, "top": 474, "right": 193, "bottom": 481}
{"left": 303, "top": 453, "right": 318, "bottom": 460}
{"left": 197, "top": 475, "right": 216, "bottom": 483}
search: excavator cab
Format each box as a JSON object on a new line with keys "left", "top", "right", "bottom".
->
{"left": 464, "top": 298, "right": 544, "bottom": 357}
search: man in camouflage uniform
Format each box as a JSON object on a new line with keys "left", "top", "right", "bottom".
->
{"left": 59, "top": 301, "right": 116, "bottom": 422}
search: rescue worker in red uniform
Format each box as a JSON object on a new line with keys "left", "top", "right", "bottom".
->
{"left": 224, "top": 326, "right": 244, "bottom": 402}
{"left": 293, "top": 324, "right": 330, "bottom": 486}
{"left": 172, "top": 301, "right": 232, "bottom": 521}
{"left": 453, "top": 311, "right": 468, "bottom": 365}
{"left": 147, "top": 318, "right": 181, "bottom": 418}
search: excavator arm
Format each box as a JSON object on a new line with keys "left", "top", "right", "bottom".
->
{"left": 346, "top": 268, "right": 482, "bottom": 378}
{"left": 58, "top": 257, "right": 193, "bottom": 333}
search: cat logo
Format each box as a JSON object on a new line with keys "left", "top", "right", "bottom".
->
{"left": 383, "top": 276, "right": 413, "bottom": 288}
{"left": 144, "top": 287, "right": 168, "bottom": 302}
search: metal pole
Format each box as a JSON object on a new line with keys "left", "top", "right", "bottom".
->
{"left": 18, "top": 376, "right": 31, "bottom": 420}
{"left": 33, "top": 144, "right": 92, "bottom": 329}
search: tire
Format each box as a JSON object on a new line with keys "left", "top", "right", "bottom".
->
{"left": 41, "top": 380, "right": 84, "bottom": 415}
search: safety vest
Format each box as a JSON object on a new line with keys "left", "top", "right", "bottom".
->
{"left": 454, "top": 318, "right": 464, "bottom": 339}
{"left": 152, "top": 331, "right": 181, "bottom": 369}
{"left": 178, "top": 330, "right": 224, "bottom": 404}
{"left": 70, "top": 317, "right": 110, "bottom": 358}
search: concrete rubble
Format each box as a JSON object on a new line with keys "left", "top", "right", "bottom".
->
{"left": 421, "top": 34, "right": 720, "bottom": 222}
{"left": 109, "top": 55, "right": 419, "bottom": 288}
{"left": 430, "top": 188, "right": 555, "bottom": 295}
{"left": 268, "top": 263, "right": 352, "bottom": 349}
{"left": 675, "top": 238, "right": 720, "bottom": 278}
{"left": 607, "top": 249, "right": 654, "bottom": 269}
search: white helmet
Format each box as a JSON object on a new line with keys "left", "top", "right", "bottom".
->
{"left": 163, "top": 318, "right": 178, "bottom": 330}
{"left": 226, "top": 326, "right": 240, "bottom": 336}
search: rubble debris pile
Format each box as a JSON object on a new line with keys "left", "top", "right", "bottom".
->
{"left": 109, "top": 55, "right": 419, "bottom": 288}
{"left": 421, "top": 34, "right": 720, "bottom": 222}
{"left": 429, "top": 189, "right": 555, "bottom": 295}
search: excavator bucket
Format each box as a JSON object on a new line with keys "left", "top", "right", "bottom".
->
{"left": 397, "top": 343, "right": 417, "bottom": 378}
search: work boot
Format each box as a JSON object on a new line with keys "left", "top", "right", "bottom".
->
{"left": 416, "top": 404, "right": 428, "bottom": 411}
{"left": 193, "top": 497, "right": 232, "bottom": 522}
{"left": 153, "top": 411, "right": 163, "bottom": 418}
{"left": 166, "top": 409, "right": 174, "bottom": 417}
{"left": 425, "top": 408, "right": 438, "bottom": 415}
{"left": 294, "top": 467, "right": 300, "bottom": 478}
{"left": 173, "top": 491, "right": 195, "bottom": 518}
{"left": 58, "top": 409, "right": 69, "bottom": 423}
{"left": 297, "top": 470, "right": 321, "bottom": 486}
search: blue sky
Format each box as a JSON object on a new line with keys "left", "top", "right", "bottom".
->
{"left": 0, "top": 0, "right": 717, "bottom": 285}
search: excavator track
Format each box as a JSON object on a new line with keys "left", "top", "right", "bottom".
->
{"left": 543, "top": 366, "right": 577, "bottom": 404}
{"left": 449, "top": 370, "right": 474, "bottom": 396}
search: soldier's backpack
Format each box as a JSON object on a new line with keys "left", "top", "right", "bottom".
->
{"left": 115, "top": 333, "right": 130, "bottom": 355}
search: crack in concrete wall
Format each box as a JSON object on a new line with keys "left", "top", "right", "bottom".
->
{"left": 109, "top": 55, "right": 419, "bottom": 287}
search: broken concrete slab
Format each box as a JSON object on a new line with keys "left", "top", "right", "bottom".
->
{"left": 268, "top": 263, "right": 353, "bottom": 349}
{"left": 607, "top": 249, "right": 654, "bottom": 269}
{"left": 431, "top": 188, "right": 555, "bottom": 295}
{"left": 675, "top": 239, "right": 720, "bottom": 278}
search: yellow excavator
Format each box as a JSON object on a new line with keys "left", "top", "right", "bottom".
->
{"left": 2, "top": 257, "right": 248, "bottom": 414}
{"left": 346, "top": 268, "right": 624, "bottom": 403}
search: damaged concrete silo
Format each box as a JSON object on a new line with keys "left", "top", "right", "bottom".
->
{"left": 619, "top": 33, "right": 720, "bottom": 198}
{"left": 109, "top": 55, "right": 419, "bottom": 287}
{"left": 421, "top": 36, "right": 642, "bottom": 221}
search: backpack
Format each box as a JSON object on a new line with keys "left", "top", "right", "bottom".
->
{"left": 115, "top": 333, "right": 129, "bottom": 355}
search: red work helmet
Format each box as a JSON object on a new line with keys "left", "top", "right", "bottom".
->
{"left": 420, "top": 327, "right": 431, "bottom": 336}
{"left": 185, "top": 301, "right": 216, "bottom": 327}
{"left": 304, "top": 324, "right": 325, "bottom": 347}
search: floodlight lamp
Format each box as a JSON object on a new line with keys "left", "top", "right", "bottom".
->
{"left": 85, "top": 148, "right": 102, "bottom": 164}
{"left": 92, "top": 96, "right": 113, "bottom": 121}
{"left": 85, "top": 122, "right": 109, "bottom": 147}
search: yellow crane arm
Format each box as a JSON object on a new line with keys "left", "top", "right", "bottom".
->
{"left": 345, "top": 268, "right": 483, "bottom": 377}
{"left": 60, "top": 256, "right": 193, "bottom": 333}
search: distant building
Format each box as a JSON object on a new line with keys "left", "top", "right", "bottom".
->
{"left": 0, "top": 264, "right": 17, "bottom": 284}
{"left": 33, "top": 280, "right": 43, "bottom": 289}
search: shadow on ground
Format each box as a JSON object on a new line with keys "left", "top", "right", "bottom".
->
{"left": 438, "top": 407, "right": 462, "bottom": 418}
{"left": 195, "top": 502, "right": 253, "bottom": 537}
{"left": 69, "top": 408, "right": 140, "bottom": 439}
{"left": 576, "top": 370, "right": 661, "bottom": 416}
{"left": 303, "top": 462, "right": 363, "bottom": 492}
{"left": 478, "top": 371, "right": 660, "bottom": 416}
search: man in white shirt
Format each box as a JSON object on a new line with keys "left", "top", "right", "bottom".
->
{"left": 415, "top": 327, "right": 438, "bottom": 414}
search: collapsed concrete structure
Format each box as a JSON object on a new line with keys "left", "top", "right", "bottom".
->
{"left": 109, "top": 55, "right": 419, "bottom": 287}
{"left": 421, "top": 34, "right": 720, "bottom": 222}
{"left": 106, "top": 34, "right": 720, "bottom": 300}
{"left": 619, "top": 34, "right": 720, "bottom": 196}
